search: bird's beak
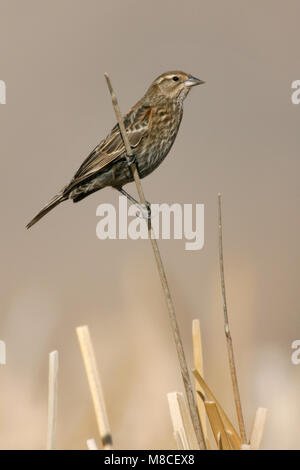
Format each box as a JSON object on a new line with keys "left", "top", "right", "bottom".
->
{"left": 184, "top": 75, "right": 205, "bottom": 87}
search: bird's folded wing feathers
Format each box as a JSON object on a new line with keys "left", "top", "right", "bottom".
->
{"left": 65, "top": 105, "right": 152, "bottom": 192}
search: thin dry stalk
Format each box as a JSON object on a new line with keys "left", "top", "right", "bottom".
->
{"left": 250, "top": 407, "right": 268, "bottom": 450}
{"left": 76, "top": 325, "right": 113, "bottom": 450}
{"left": 87, "top": 438, "right": 99, "bottom": 450}
{"left": 47, "top": 350, "right": 59, "bottom": 450}
{"left": 167, "top": 392, "right": 198, "bottom": 450}
{"left": 104, "top": 73, "right": 206, "bottom": 450}
{"left": 217, "top": 193, "right": 247, "bottom": 443}
{"left": 192, "top": 319, "right": 208, "bottom": 441}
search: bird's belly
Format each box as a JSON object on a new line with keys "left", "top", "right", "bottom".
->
{"left": 137, "top": 125, "right": 179, "bottom": 178}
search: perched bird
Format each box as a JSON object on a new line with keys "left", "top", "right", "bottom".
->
{"left": 27, "top": 71, "right": 204, "bottom": 229}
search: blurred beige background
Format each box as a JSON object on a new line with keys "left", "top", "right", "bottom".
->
{"left": 0, "top": 0, "right": 299, "bottom": 449}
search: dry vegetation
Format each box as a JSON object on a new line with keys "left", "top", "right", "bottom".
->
{"left": 45, "top": 317, "right": 267, "bottom": 450}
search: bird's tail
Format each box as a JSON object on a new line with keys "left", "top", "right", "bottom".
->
{"left": 26, "top": 193, "right": 67, "bottom": 229}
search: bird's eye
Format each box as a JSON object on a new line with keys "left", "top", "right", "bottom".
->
{"left": 172, "top": 76, "right": 179, "bottom": 82}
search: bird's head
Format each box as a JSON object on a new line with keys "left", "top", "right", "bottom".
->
{"left": 146, "top": 71, "right": 205, "bottom": 103}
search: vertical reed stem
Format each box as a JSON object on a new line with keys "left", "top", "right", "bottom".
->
{"left": 47, "top": 350, "right": 59, "bottom": 450}
{"left": 76, "top": 325, "right": 113, "bottom": 449}
{"left": 104, "top": 73, "right": 206, "bottom": 450}
{"left": 218, "top": 193, "right": 247, "bottom": 444}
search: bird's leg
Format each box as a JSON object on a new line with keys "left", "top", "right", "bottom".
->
{"left": 116, "top": 187, "right": 151, "bottom": 219}
{"left": 117, "top": 187, "right": 140, "bottom": 206}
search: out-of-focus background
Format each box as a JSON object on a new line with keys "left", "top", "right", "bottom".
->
{"left": 0, "top": 0, "right": 299, "bottom": 450}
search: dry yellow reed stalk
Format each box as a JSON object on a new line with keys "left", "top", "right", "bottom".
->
{"left": 87, "top": 438, "right": 99, "bottom": 450}
{"left": 173, "top": 431, "right": 185, "bottom": 450}
{"left": 250, "top": 407, "right": 268, "bottom": 450}
{"left": 193, "top": 369, "right": 241, "bottom": 449}
{"left": 167, "top": 392, "right": 199, "bottom": 450}
{"left": 204, "top": 401, "right": 231, "bottom": 450}
{"left": 47, "top": 350, "right": 59, "bottom": 450}
{"left": 76, "top": 325, "right": 112, "bottom": 450}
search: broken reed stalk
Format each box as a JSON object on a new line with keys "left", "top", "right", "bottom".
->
{"left": 217, "top": 193, "right": 247, "bottom": 444}
{"left": 47, "top": 350, "right": 59, "bottom": 450}
{"left": 204, "top": 401, "right": 231, "bottom": 450}
{"left": 250, "top": 407, "right": 268, "bottom": 450}
{"left": 76, "top": 325, "right": 113, "bottom": 450}
{"left": 192, "top": 368, "right": 241, "bottom": 449}
{"left": 87, "top": 438, "right": 99, "bottom": 450}
{"left": 167, "top": 392, "right": 198, "bottom": 450}
{"left": 104, "top": 73, "right": 206, "bottom": 450}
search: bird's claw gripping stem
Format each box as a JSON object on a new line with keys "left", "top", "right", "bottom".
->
{"left": 126, "top": 154, "right": 136, "bottom": 166}
{"left": 116, "top": 187, "right": 151, "bottom": 219}
{"left": 136, "top": 201, "right": 151, "bottom": 220}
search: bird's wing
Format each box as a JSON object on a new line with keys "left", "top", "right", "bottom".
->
{"left": 66, "top": 104, "right": 152, "bottom": 192}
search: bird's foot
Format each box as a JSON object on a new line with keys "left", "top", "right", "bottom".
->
{"left": 135, "top": 201, "right": 151, "bottom": 220}
{"left": 116, "top": 187, "right": 151, "bottom": 219}
{"left": 126, "top": 154, "right": 136, "bottom": 166}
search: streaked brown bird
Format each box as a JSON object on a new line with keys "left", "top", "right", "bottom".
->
{"left": 27, "top": 71, "right": 204, "bottom": 229}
